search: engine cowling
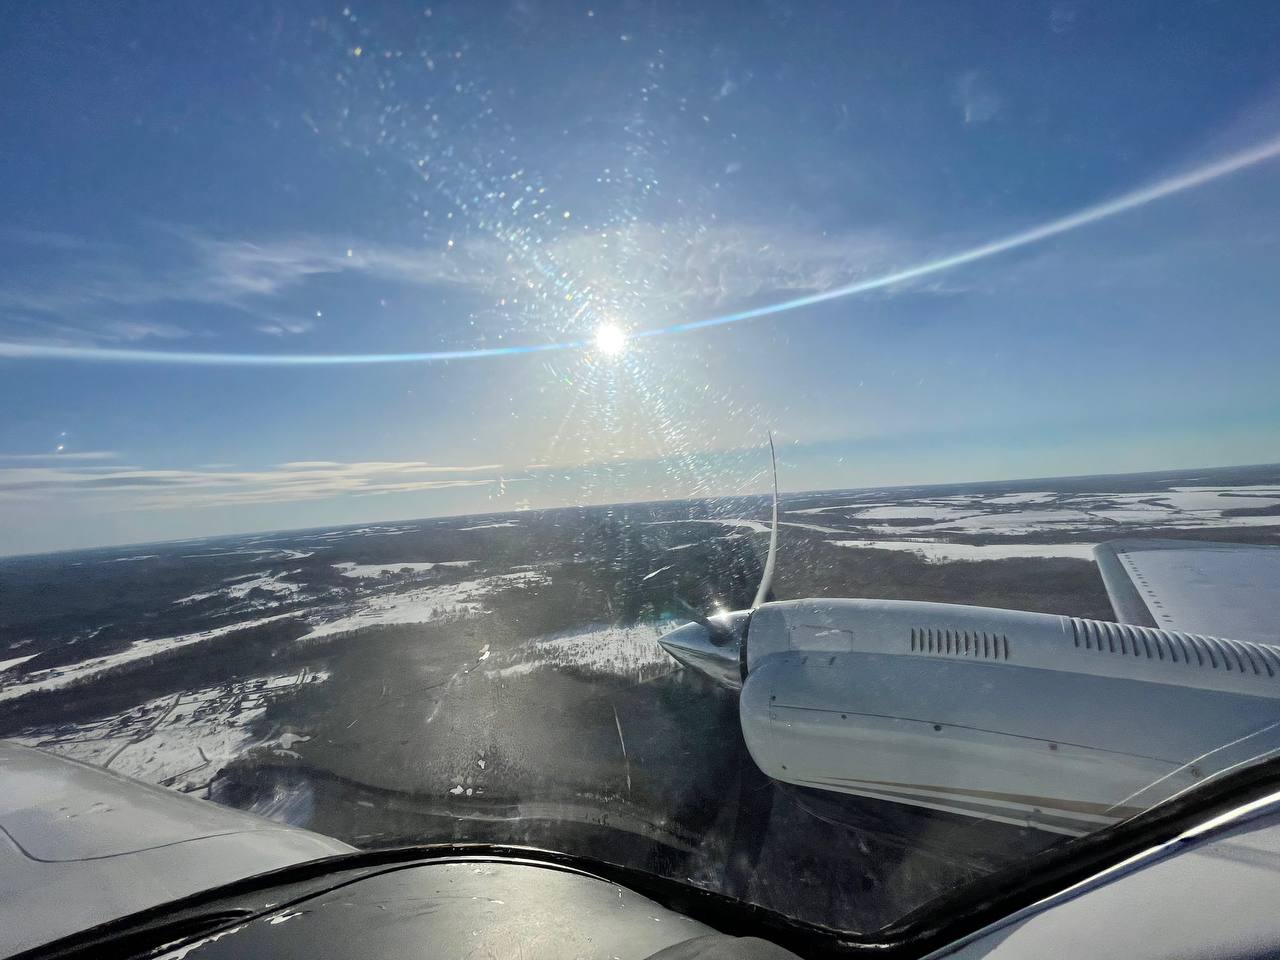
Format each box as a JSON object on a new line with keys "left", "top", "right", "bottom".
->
{"left": 738, "top": 599, "right": 1280, "bottom": 834}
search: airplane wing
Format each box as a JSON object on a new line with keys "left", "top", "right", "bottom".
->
{"left": 0, "top": 742, "right": 354, "bottom": 956}
{"left": 1094, "top": 539, "right": 1280, "bottom": 644}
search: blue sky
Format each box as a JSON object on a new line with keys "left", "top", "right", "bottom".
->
{"left": 2, "top": 0, "right": 1279, "bottom": 554}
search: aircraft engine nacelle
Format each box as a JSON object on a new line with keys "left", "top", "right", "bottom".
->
{"left": 738, "top": 600, "right": 1280, "bottom": 834}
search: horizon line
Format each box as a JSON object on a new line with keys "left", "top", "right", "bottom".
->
{"left": 3, "top": 458, "right": 1275, "bottom": 561}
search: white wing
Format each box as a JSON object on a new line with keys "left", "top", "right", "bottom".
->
{"left": 1094, "top": 539, "right": 1280, "bottom": 644}
{"left": 0, "top": 742, "right": 353, "bottom": 955}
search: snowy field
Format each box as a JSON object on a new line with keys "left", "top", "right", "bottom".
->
{"left": 719, "top": 482, "right": 1280, "bottom": 561}
{"left": 11, "top": 668, "right": 329, "bottom": 792}
{"left": 333, "top": 560, "right": 475, "bottom": 578}
{"left": 831, "top": 540, "right": 1099, "bottom": 562}
{"left": 0, "top": 614, "right": 299, "bottom": 702}
{"left": 486, "top": 621, "right": 678, "bottom": 682}
{"left": 304, "top": 570, "right": 549, "bottom": 639}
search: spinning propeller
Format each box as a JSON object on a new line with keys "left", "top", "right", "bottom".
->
{"left": 658, "top": 434, "right": 780, "bottom": 685}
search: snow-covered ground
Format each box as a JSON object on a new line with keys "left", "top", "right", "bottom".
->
{"left": 181, "top": 548, "right": 314, "bottom": 561}
{"left": 778, "top": 520, "right": 847, "bottom": 535}
{"left": 312, "top": 525, "right": 416, "bottom": 540}
{"left": 0, "top": 614, "right": 298, "bottom": 702}
{"left": 177, "top": 569, "right": 305, "bottom": 605}
{"left": 932, "top": 509, "right": 1097, "bottom": 534}
{"left": 626, "top": 485, "right": 1280, "bottom": 569}
{"left": 789, "top": 498, "right": 885, "bottom": 515}
{"left": 1076, "top": 489, "right": 1280, "bottom": 528}
{"left": 1158, "top": 488, "right": 1280, "bottom": 511}
{"left": 825, "top": 486, "right": 1280, "bottom": 539}
{"left": 487, "top": 621, "right": 677, "bottom": 681}
{"left": 643, "top": 485, "right": 1279, "bottom": 544}
{"left": 11, "top": 667, "right": 329, "bottom": 793}
{"left": 0, "top": 572, "right": 551, "bottom": 701}
{"left": 332, "top": 560, "right": 474, "bottom": 578}
{"left": 0, "top": 653, "right": 38, "bottom": 675}
{"left": 832, "top": 540, "right": 1098, "bottom": 562}
{"left": 304, "top": 571, "right": 549, "bottom": 639}
{"left": 984, "top": 492, "right": 1058, "bottom": 505}
{"left": 619, "top": 485, "right": 1280, "bottom": 572}
{"left": 852, "top": 504, "right": 983, "bottom": 522}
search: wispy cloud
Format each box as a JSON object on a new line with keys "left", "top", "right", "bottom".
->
{"left": 0, "top": 219, "right": 916, "bottom": 348}
{"left": 0, "top": 229, "right": 504, "bottom": 319}
{"left": 0, "top": 312, "right": 201, "bottom": 347}
{"left": 183, "top": 222, "right": 913, "bottom": 333}
{"left": 189, "top": 231, "right": 503, "bottom": 298}
{"left": 0, "top": 459, "right": 508, "bottom": 511}
{"left": 253, "top": 317, "right": 316, "bottom": 337}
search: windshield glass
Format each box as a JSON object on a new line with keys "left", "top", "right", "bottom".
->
{"left": 3, "top": 0, "right": 1280, "bottom": 935}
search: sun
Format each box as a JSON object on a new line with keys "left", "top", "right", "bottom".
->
{"left": 592, "top": 323, "right": 629, "bottom": 357}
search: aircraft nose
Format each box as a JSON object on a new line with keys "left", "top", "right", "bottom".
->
{"left": 659, "top": 615, "right": 745, "bottom": 690}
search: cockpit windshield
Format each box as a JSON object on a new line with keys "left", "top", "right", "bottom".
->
{"left": 3, "top": 0, "right": 1280, "bottom": 935}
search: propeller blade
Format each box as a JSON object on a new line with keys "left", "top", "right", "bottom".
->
{"left": 751, "top": 432, "right": 779, "bottom": 609}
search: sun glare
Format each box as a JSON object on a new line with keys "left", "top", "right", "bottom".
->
{"left": 592, "top": 323, "right": 628, "bottom": 357}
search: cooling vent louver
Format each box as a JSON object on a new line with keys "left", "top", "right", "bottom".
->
{"left": 909, "top": 627, "right": 1010, "bottom": 661}
{"left": 1068, "top": 617, "right": 1280, "bottom": 678}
